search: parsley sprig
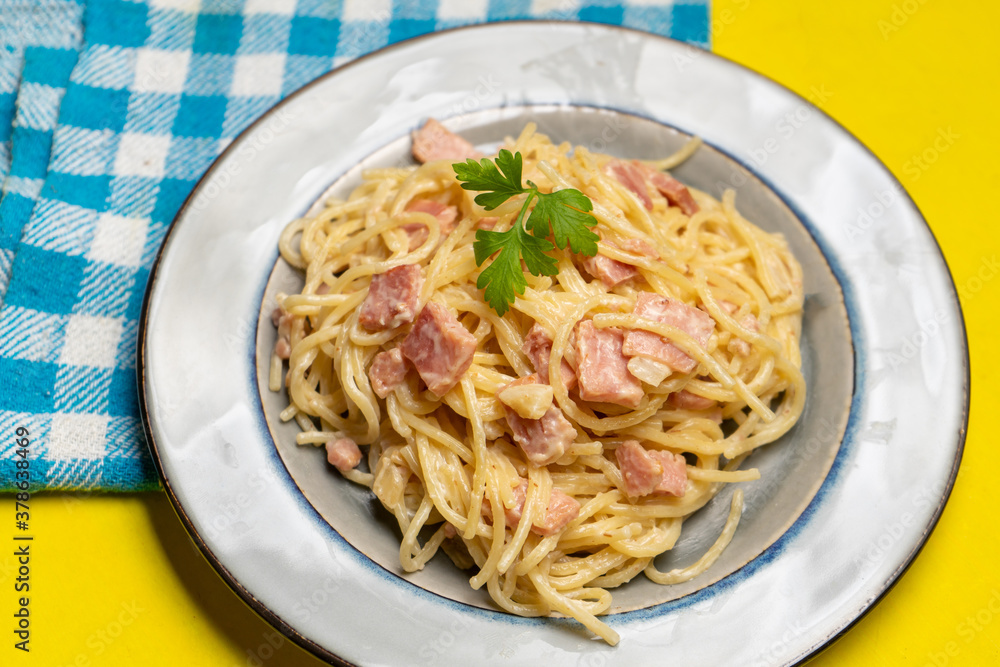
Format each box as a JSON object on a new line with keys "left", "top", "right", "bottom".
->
{"left": 453, "top": 149, "right": 599, "bottom": 315}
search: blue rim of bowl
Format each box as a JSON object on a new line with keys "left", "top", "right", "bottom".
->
{"left": 137, "top": 20, "right": 970, "bottom": 667}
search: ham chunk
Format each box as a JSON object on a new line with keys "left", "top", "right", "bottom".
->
{"left": 727, "top": 313, "right": 760, "bottom": 357}
{"left": 622, "top": 292, "right": 715, "bottom": 374}
{"left": 402, "top": 199, "right": 459, "bottom": 251}
{"left": 411, "top": 118, "right": 482, "bottom": 164}
{"left": 604, "top": 158, "right": 699, "bottom": 215}
{"left": 500, "top": 375, "right": 577, "bottom": 466}
{"left": 522, "top": 323, "right": 577, "bottom": 391}
{"left": 326, "top": 437, "right": 362, "bottom": 473}
{"left": 271, "top": 305, "right": 293, "bottom": 359}
{"left": 574, "top": 321, "right": 643, "bottom": 409}
{"left": 619, "top": 238, "right": 659, "bottom": 258}
{"left": 643, "top": 166, "right": 700, "bottom": 216}
{"left": 580, "top": 239, "right": 657, "bottom": 288}
{"left": 475, "top": 216, "right": 498, "bottom": 230}
{"left": 648, "top": 449, "right": 688, "bottom": 496}
{"left": 604, "top": 159, "right": 652, "bottom": 209}
{"left": 359, "top": 264, "right": 423, "bottom": 332}
{"left": 488, "top": 479, "right": 580, "bottom": 537}
{"left": 368, "top": 348, "right": 410, "bottom": 398}
{"left": 667, "top": 389, "right": 717, "bottom": 411}
{"left": 399, "top": 302, "right": 476, "bottom": 396}
{"left": 615, "top": 440, "right": 687, "bottom": 498}
{"left": 581, "top": 252, "right": 639, "bottom": 288}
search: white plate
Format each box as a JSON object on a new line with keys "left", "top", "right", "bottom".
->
{"left": 139, "top": 23, "right": 968, "bottom": 667}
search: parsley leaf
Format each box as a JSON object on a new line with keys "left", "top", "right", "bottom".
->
{"left": 525, "top": 185, "right": 599, "bottom": 255}
{"left": 454, "top": 149, "right": 525, "bottom": 210}
{"left": 454, "top": 150, "right": 599, "bottom": 315}
{"left": 474, "top": 221, "right": 557, "bottom": 315}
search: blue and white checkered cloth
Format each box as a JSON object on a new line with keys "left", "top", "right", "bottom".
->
{"left": 0, "top": 0, "right": 710, "bottom": 492}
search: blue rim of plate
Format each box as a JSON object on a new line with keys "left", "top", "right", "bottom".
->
{"left": 138, "top": 20, "right": 969, "bottom": 667}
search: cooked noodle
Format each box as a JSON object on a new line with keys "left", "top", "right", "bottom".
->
{"left": 271, "top": 123, "right": 805, "bottom": 645}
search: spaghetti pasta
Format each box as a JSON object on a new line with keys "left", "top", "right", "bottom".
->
{"left": 270, "top": 122, "right": 805, "bottom": 645}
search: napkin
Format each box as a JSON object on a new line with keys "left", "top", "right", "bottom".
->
{"left": 0, "top": 0, "right": 710, "bottom": 492}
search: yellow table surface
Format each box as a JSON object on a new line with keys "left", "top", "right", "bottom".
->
{"left": 3, "top": 2, "right": 997, "bottom": 665}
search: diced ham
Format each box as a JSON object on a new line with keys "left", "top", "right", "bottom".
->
{"left": 581, "top": 252, "right": 639, "bottom": 288}
{"left": 622, "top": 292, "right": 715, "bottom": 374}
{"left": 667, "top": 389, "right": 717, "bottom": 411}
{"left": 487, "top": 479, "right": 580, "bottom": 537}
{"left": 522, "top": 323, "right": 577, "bottom": 391}
{"left": 271, "top": 306, "right": 294, "bottom": 360}
{"left": 326, "top": 437, "right": 362, "bottom": 473}
{"left": 604, "top": 159, "right": 652, "bottom": 209}
{"left": 580, "top": 239, "right": 658, "bottom": 288}
{"left": 500, "top": 375, "right": 577, "bottom": 466}
{"left": 359, "top": 264, "right": 423, "bottom": 332}
{"left": 442, "top": 523, "right": 457, "bottom": 539}
{"left": 531, "top": 485, "right": 582, "bottom": 536}
{"left": 648, "top": 449, "right": 688, "bottom": 496}
{"left": 574, "top": 321, "right": 643, "bottom": 409}
{"left": 475, "top": 216, "right": 499, "bottom": 230}
{"left": 368, "top": 348, "right": 410, "bottom": 398}
{"left": 399, "top": 302, "right": 477, "bottom": 396}
{"left": 604, "top": 158, "right": 699, "bottom": 215}
{"left": 411, "top": 118, "right": 482, "bottom": 164}
{"left": 615, "top": 440, "right": 687, "bottom": 498}
{"left": 728, "top": 314, "right": 760, "bottom": 357}
{"left": 402, "top": 199, "right": 459, "bottom": 251}
{"left": 619, "top": 238, "right": 659, "bottom": 258}
{"left": 616, "top": 440, "right": 662, "bottom": 497}
{"left": 643, "top": 166, "right": 700, "bottom": 216}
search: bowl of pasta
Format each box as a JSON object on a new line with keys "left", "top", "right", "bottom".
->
{"left": 140, "top": 22, "right": 967, "bottom": 667}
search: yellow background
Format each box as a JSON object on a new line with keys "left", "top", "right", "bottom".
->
{"left": 3, "top": 1, "right": 997, "bottom": 664}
